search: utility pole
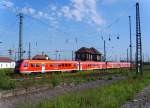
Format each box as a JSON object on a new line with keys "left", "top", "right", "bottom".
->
{"left": 129, "top": 16, "right": 133, "bottom": 67}
{"left": 55, "top": 50, "right": 58, "bottom": 60}
{"left": 42, "top": 51, "right": 44, "bottom": 55}
{"left": 127, "top": 48, "right": 129, "bottom": 62}
{"left": 143, "top": 53, "right": 145, "bottom": 64}
{"left": 28, "top": 42, "right": 31, "bottom": 60}
{"left": 104, "top": 40, "right": 106, "bottom": 62}
{"left": 58, "top": 54, "right": 61, "bottom": 60}
{"left": 136, "top": 2, "right": 143, "bottom": 75}
{"left": 72, "top": 50, "right": 74, "bottom": 60}
{"left": 18, "top": 13, "right": 24, "bottom": 60}
{"left": 8, "top": 49, "right": 13, "bottom": 58}
{"left": 14, "top": 51, "right": 17, "bottom": 61}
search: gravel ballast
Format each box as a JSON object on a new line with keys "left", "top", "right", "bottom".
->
{"left": 122, "top": 85, "right": 150, "bottom": 108}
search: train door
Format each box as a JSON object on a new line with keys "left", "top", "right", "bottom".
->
{"left": 77, "top": 62, "right": 80, "bottom": 71}
{"left": 42, "top": 63, "right": 45, "bottom": 73}
{"left": 79, "top": 62, "right": 82, "bottom": 71}
{"left": 77, "top": 62, "right": 82, "bottom": 71}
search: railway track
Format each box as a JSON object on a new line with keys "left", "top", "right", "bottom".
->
{"left": 11, "top": 71, "right": 115, "bottom": 81}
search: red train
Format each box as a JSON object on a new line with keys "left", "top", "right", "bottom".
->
{"left": 15, "top": 59, "right": 131, "bottom": 74}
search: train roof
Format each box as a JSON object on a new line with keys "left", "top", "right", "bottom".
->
{"left": 22, "top": 59, "right": 79, "bottom": 63}
{"left": 18, "top": 59, "right": 130, "bottom": 64}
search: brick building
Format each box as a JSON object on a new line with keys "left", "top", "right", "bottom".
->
{"left": 32, "top": 54, "right": 49, "bottom": 60}
{"left": 75, "top": 47, "right": 102, "bottom": 61}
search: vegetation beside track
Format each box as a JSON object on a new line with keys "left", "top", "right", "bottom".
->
{"left": 0, "top": 68, "right": 128, "bottom": 90}
{"left": 21, "top": 66, "right": 150, "bottom": 108}
{"left": 0, "top": 69, "right": 16, "bottom": 90}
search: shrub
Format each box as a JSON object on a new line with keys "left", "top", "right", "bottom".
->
{"left": 0, "top": 69, "right": 14, "bottom": 76}
{"left": 51, "top": 77, "right": 61, "bottom": 87}
{"left": 107, "top": 76, "right": 113, "bottom": 80}
{"left": 90, "top": 77, "right": 96, "bottom": 81}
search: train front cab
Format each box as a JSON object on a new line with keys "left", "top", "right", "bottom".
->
{"left": 15, "top": 60, "right": 24, "bottom": 74}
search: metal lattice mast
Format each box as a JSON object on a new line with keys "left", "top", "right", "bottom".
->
{"left": 129, "top": 16, "right": 133, "bottom": 65}
{"left": 18, "top": 13, "right": 24, "bottom": 60}
{"left": 136, "top": 2, "right": 143, "bottom": 75}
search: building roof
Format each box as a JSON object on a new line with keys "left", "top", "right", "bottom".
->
{"left": 76, "top": 47, "right": 101, "bottom": 55}
{"left": 0, "top": 57, "right": 14, "bottom": 62}
{"left": 32, "top": 54, "right": 49, "bottom": 60}
{"left": 90, "top": 47, "right": 101, "bottom": 54}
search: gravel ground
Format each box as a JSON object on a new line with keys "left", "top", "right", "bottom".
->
{"left": 122, "top": 85, "right": 150, "bottom": 108}
{"left": 0, "top": 76, "right": 125, "bottom": 108}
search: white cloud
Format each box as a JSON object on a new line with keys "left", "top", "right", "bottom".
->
{"left": 60, "top": 0, "right": 105, "bottom": 25}
{"left": 0, "top": 0, "right": 14, "bottom": 8}
{"left": 0, "top": 0, "right": 105, "bottom": 27}
{"left": 0, "top": 0, "right": 59, "bottom": 29}
{"left": 21, "top": 7, "right": 35, "bottom": 15}
{"left": 28, "top": 8, "right": 35, "bottom": 14}
{"left": 51, "top": 5, "right": 57, "bottom": 11}
{"left": 61, "top": 6, "right": 72, "bottom": 19}
{"left": 101, "top": 0, "right": 119, "bottom": 5}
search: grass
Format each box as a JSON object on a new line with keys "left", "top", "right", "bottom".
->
{"left": 21, "top": 67, "right": 150, "bottom": 108}
{"left": 14, "top": 69, "right": 112, "bottom": 89}
{"left": 25, "top": 77, "right": 150, "bottom": 108}
{"left": 0, "top": 69, "right": 16, "bottom": 90}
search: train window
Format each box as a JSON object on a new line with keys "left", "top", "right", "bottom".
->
{"left": 58, "top": 64, "right": 62, "bottom": 67}
{"left": 24, "top": 63, "right": 28, "bottom": 67}
{"left": 53, "top": 64, "right": 58, "bottom": 67}
{"left": 65, "top": 64, "right": 68, "bottom": 67}
{"left": 49, "top": 64, "right": 52, "bottom": 67}
{"left": 31, "top": 64, "right": 36, "bottom": 67}
{"left": 36, "top": 64, "right": 40, "bottom": 67}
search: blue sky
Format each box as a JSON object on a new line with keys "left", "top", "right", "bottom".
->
{"left": 0, "top": 0, "right": 150, "bottom": 61}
